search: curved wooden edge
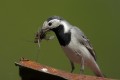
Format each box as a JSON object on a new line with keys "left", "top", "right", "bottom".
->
{"left": 15, "top": 58, "right": 113, "bottom": 80}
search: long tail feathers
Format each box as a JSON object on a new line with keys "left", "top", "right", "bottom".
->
{"left": 90, "top": 60, "right": 104, "bottom": 77}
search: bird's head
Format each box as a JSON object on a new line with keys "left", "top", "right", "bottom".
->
{"left": 34, "top": 16, "right": 64, "bottom": 43}
{"left": 41, "top": 16, "right": 63, "bottom": 32}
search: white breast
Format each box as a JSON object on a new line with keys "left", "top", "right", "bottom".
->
{"left": 62, "top": 46, "right": 82, "bottom": 64}
{"left": 61, "top": 33, "right": 92, "bottom": 65}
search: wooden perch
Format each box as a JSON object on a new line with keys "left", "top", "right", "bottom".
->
{"left": 15, "top": 58, "right": 112, "bottom": 80}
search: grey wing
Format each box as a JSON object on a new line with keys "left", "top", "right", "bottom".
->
{"left": 70, "top": 26, "right": 96, "bottom": 61}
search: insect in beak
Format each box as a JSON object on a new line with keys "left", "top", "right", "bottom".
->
{"left": 34, "top": 28, "right": 46, "bottom": 47}
{"left": 34, "top": 28, "right": 54, "bottom": 47}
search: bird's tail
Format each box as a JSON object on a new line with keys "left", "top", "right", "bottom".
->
{"left": 89, "top": 60, "right": 104, "bottom": 77}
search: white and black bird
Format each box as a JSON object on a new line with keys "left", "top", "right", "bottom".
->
{"left": 35, "top": 16, "right": 104, "bottom": 77}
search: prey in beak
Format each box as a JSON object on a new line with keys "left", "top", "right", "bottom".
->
{"left": 34, "top": 28, "right": 54, "bottom": 47}
{"left": 34, "top": 19, "right": 60, "bottom": 47}
{"left": 34, "top": 28, "right": 47, "bottom": 43}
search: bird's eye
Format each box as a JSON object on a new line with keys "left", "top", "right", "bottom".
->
{"left": 48, "top": 22, "right": 52, "bottom": 26}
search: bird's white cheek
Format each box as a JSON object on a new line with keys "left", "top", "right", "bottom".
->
{"left": 53, "top": 22, "right": 60, "bottom": 28}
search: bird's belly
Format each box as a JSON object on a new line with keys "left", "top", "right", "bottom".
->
{"left": 62, "top": 46, "right": 82, "bottom": 64}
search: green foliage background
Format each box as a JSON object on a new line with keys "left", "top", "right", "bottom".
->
{"left": 0, "top": 0, "right": 120, "bottom": 79}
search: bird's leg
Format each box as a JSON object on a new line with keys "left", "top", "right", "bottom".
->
{"left": 80, "top": 57, "right": 84, "bottom": 74}
{"left": 70, "top": 60, "right": 75, "bottom": 73}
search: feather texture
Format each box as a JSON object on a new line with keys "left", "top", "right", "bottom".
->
{"left": 70, "top": 27, "right": 96, "bottom": 61}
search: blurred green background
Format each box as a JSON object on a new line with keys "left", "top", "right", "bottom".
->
{"left": 0, "top": 0, "right": 120, "bottom": 79}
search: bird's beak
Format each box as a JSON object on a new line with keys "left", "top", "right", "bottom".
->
{"left": 34, "top": 26, "right": 50, "bottom": 43}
